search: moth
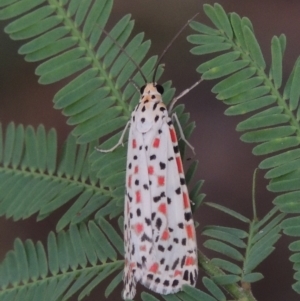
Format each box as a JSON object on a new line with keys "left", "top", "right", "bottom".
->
{"left": 97, "top": 15, "right": 201, "bottom": 300}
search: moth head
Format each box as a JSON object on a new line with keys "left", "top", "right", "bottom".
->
{"left": 140, "top": 83, "right": 164, "bottom": 96}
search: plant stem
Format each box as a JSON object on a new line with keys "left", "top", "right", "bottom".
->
{"left": 198, "top": 250, "right": 257, "bottom": 301}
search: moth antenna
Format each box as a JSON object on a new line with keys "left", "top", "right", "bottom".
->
{"left": 152, "top": 13, "right": 199, "bottom": 83}
{"left": 98, "top": 27, "right": 148, "bottom": 83}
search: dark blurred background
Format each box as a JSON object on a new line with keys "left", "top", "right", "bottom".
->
{"left": 0, "top": 0, "right": 299, "bottom": 300}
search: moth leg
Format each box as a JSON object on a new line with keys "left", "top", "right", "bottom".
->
{"left": 168, "top": 78, "right": 203, "bottom": 113}
{"left": 171, "top": 113, "right": 195, "bottom": 155}
{"left": 129, "top": 79, "right": 140, "bottom": 93}
{"left": 95, "top": 121, "right": 131, "bottom": 153}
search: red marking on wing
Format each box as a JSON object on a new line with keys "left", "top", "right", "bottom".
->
{"left": 134, "top": 166, "right": 139, "bottom": 174}
{"left": 174, "top": 270, "right": 182, "bottom": 277}
{"left": 169, "top": 128, "right": 177, "bottom": 143}
{"left": 183, "top": 192, "right": 189, "bottom": 209}
{"left": 158, "top": 176, "right": 165, "bottom": 186}
{"left": 176, "top": 157, "right": 183, "bottom": 173}
{"left": 140, "top": 245, "right": 146, "bottom": 251}
{"left": 132, "top": 139, "right": 137, "bottom": 148}
{"left": 128, "top": 175, "right": 132, "bottom": 188}
{"left": 135, "top": 223, "right": 143, "bottom": 234}
{"left": 148, "top": 166, "right": 154, "bottom": 175}
{"left": 153, "top": 138, "right": 160, "bottom": 148}
{"left": 186, "top": 224, "right": 194, "bottom": 239}
{"left": 149, "top": 263, "right": 159, "bottom": 273}
{"left": 161, "top": 229, "right": 169, "bottom": 240}
{"left": 158, "top": 203, "right": 167, "bottom": 215}
{"left": 136, "top": 190, "right": 141, "bottom": 203}
{"left": 185, "top": 256, "right": 195, "bottom": 266}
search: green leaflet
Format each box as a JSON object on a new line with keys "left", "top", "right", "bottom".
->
{"left": 189, "top": 10, "right": 300, "bottom": 292}
{"left": 0, "top": 223, "right": 124, "bottom": 300}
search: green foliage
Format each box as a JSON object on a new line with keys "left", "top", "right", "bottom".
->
{"left": 187, "top": 3, "right": 300, "bottom": 293}
{"left": 0, "top": 221, "right": 124, "bottom": 301}
{"left": 0, "top": 123, "right": 121, "bottom": 230}
{"left": 203, "top": 202, "right": 284, "bottom": 285}
{"left": 0, "top": 0, "right": 205, "bottom": 300}
{"left": 0, "top": 0, "right": 300, "bottom": 300}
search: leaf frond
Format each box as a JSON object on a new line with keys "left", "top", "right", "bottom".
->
{"left": 188, "top": 3, "right": 300, "bottom": 292}
{"left": 0, "top": 221, "right": 123, "bottom": 300}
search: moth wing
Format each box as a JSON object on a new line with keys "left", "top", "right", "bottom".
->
{"left": 140, "top": 119, "right": 198, "bottom": 294}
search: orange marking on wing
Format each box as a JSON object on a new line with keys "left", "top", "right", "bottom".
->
{"left": 161, "top": 229, "right": 169, "bottom": 240}
{"left": 158, "top": 176, "right": 165, "bottom": 186}
{"left": 132, "top": 139, "right": 137, "bottom": 148}
{"left": 136, "top": 190, "right": 141, "bottom": 203}
{"left": 158, "top": 203, "right": 167, "bottom": 215}
{"left": 148, "top": 166, "right": 154, "bottom": 175}
{"left": 176, "top": 157, "right": 183, "bottom": 173}
{"left": 153, "top": 138, "right": 160, "bottom": 148}
{"left": 135, "top": 223, "right": 143, "bottom": 234}
{"left": 128, "top": 175, "right": 132, "bottom": 188}
{"left": 183, "top": 192, "right": 189, "bottom": 209}
{"left": 185, "top": 256, "right": 195, "bottom": 266}
{"left": 174, "top": 270, "right": 182, "bottom": 277}
{"left": 169, "top": 128, "right": 177, "bottom": 143}
{"left": 134, "top": 166, "right": 139, "bottom": 174}
{"left": 149, "top": 263, "right": 159, "bottom": 273}
{"left": 186, "top": 224, "right": 194, "bottom": 239}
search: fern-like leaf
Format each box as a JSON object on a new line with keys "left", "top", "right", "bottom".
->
{"left": 202, "top": 201, "right": 283, "bottom": 286}
{"left": 0, "top": 221, "right": 123, "bottom": 300}
{"left": 0, "top": 122, "right": 124, "bottom": 231}
{"left": 187, "top": 3, "right": 300, "bottom": 292}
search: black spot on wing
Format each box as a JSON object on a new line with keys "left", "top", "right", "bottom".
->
{"left": 159, "top": 162, "right": 166, "bottom": 170}
{"left": 184, "top": 212, "right": 192, "bottom": 221}
{"left": 163, "top": 280, "right": 170, "bottom": 286}
{"left": 178, "top": 223, "right": 184, "bottom": 229}
{"left": 175, "top": 187, "right": 181, "bottom": 194}
{"left": 150, "top": 154, "right": 156, "bottom": 160}
{"left": 171, "top": 258, "right": 179, "bottom": 270}
{"left": 156, "top": 218, "right": 162, "bottom": 230}
{"left": 158, "top": 245, "right": 165, "bottom": 252}
{"left": 172, "top": 279, "right": 179, "bottom": 287}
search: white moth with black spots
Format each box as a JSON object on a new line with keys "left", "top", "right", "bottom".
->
{"left": 96, "top": 15, "right": 201, "bottom": 300}
{"left": 122, "top": 83, "right": 198, "bottom": 299}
